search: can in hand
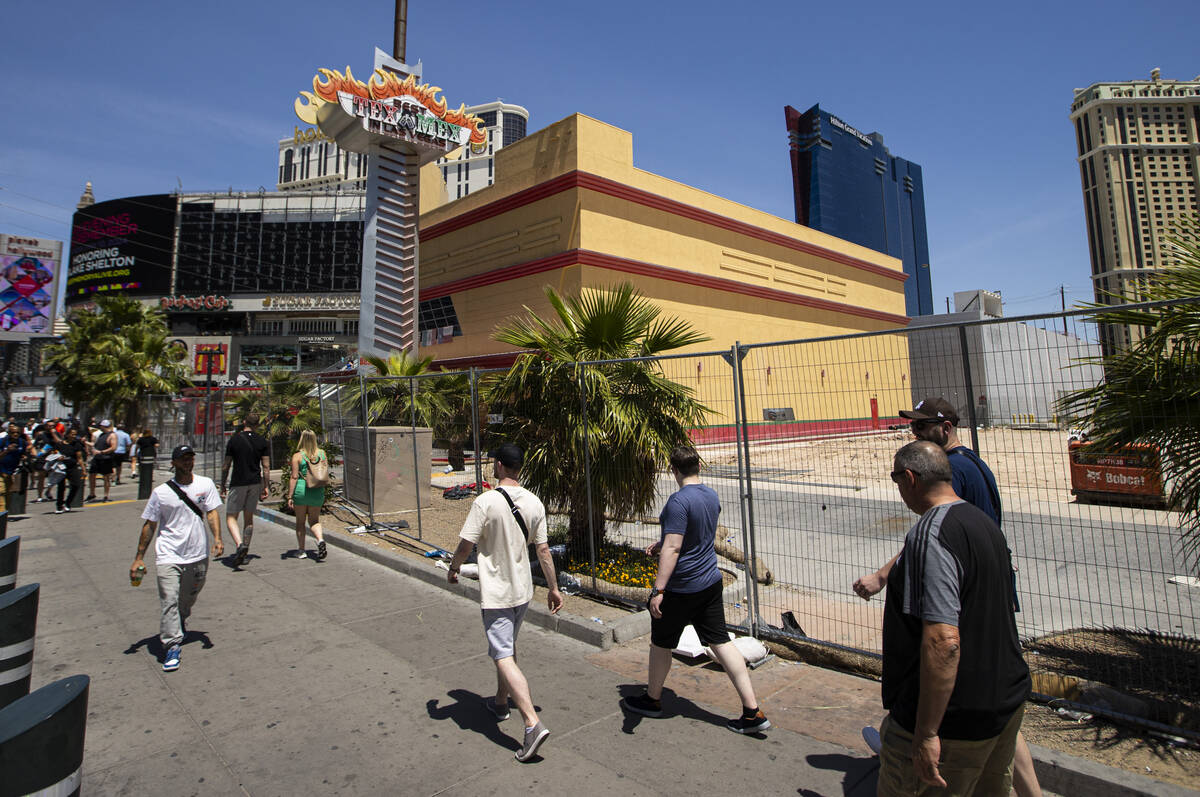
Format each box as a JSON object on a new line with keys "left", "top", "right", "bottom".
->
{"left": 131, "top": 565, "right": 147, "bottom": 587}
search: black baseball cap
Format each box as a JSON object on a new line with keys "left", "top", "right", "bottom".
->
{"left": 171, "top": 445, "right": 195, "bottom": 460}
{"left": 489, "top": 443, "right": 524, "bottom": 469}
{"left": 898, "top": 397, "right": 959, "bottom": 424}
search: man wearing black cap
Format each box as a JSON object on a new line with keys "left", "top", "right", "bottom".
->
{"left": 447, "top": 443, "right": 564, "bottom": 762}
{"left": 130, "top": 445, "right": 224, "bottom": 672}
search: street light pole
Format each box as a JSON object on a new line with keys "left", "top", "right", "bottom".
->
{"left": 393, "top": 0, "right": 407, "bottom": 62}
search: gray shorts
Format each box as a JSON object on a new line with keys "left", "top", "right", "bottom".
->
{"left": 482, "top": 603, "right": 529, "bottom": 660}
{"left": 226, "top": 484, "right": 261, "bottom": 516}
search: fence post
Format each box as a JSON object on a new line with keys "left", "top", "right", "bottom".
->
{"left": 358, "top": 373, "right": 374, "bottom": 528}
{"left": 577, "top": 367, "right": 597, "bottom": 593}
{"left": 731, "top": 343, "right": 761, "bottom": 636}
{"left": 957, "top": 325, "right": 981, "bottom": 454}
{"left": 409, "top": 376, "right": 423, "bottom": 541}
{"left": 317, "top": 376, "right": 327, "bottom": 444}
{"left": 470, "top": 368, "right": 483, "bottom": 491}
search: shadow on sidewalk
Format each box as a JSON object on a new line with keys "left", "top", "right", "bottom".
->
{"left": 123, "top": 630, "right": 215, "bottom": 662}
{"left": 615, "top": 684, "right": 758, "bottom": 736}
{"left": 426, "top": 689, "right": 523, "bottom": 753}
{"left": 801, "top": 752, "right": 878, "bottom": 797}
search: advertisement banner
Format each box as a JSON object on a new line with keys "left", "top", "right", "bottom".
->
{"left": 0, "top": 234, "right": 62, "bottom": 334}
{"left": 67, "top": 194, "right": 176, "bottom": 303}
{"left": 10, "top": 388, "right": 45, "bottom": 415}
{"left": 167, "top": 336, "right": 232, "bottom": 381}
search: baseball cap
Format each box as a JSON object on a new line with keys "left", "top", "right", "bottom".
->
{"left": 171, "top": 445, "right": 195, "bottom": 460}
{"left": 898, "top": 397, "right": 959, "bottom": 424}
{"left": 489, "top": 443, "right": 524, "bottom": 469}
{"left": 99, "top": 419, "right": 112, "bottom": 428}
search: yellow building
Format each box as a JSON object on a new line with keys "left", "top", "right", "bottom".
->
{"left": 416, "top": 113, "right": 911, "bottom": 436}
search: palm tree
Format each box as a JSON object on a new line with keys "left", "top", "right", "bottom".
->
{"left": 340, "top": 350, "right": 452, "bottom": 427}
{"left": 488, "top": 283, "right": 712, "bottom": 555}
{"left": 1058, "top": 216, "right": 1200, "bottom": 571}
{"left": 44, "top": 296, "right": 188, "bottom": 427}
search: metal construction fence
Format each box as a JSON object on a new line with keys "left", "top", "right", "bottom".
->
{"left": 146, "top": 299, "right": 1200, "bottom": 732}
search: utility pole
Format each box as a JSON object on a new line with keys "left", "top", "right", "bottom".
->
{"left": 945, "top": 296, "right": 951, "bottom": 313}
{"left": 1060, "top": 284, "right": 1068, "bottom": 336}
{"left": 394, "top": 0, "right": 407, "bottom": 62}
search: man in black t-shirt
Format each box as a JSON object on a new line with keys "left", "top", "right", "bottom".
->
{"left": 220, "top": 414, "right": 271, "bottom": 568}
{"left": 877, "top": 441, "right": 1030, "bottom": 796}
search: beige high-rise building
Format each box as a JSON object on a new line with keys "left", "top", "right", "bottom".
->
{"left": 1070, "top": 69, "right": 1200, "bottom": 353}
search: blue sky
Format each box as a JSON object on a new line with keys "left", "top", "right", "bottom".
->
{"left": 1, "top": 0, "right": 1197, "bottom": 317}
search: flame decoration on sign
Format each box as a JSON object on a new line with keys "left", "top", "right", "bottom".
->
{"left": 296, "top": 66, "right": 485, "bottom": 145}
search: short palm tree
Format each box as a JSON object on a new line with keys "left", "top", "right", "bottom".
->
{"left": 1059, "top": 216, "right": 1200, "bottom": 571}
{"left": 488, "top": 283, "right": 712, "bottom": 556}
{"left": 340, "top": 350, "right": 452, "bottom": 427}
{"left": 44, "top": 296, "right": 188, "bottom": 426}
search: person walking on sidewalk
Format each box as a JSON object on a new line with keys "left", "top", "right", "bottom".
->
{"left": 875, "top": 441, "right": 1030, "bottom": 796}
{"left": 621, "top": 446, "right": 771, "bottom": 735}
{"left": 51, "top": 427, "right": 86, "bottom": 514}
{"left": 131, "top": 428, "right": 159, "bottom": 472}
{"left": 286, "top": 429, "right": 327, "bottom": 560}
{"left": 86, "top": 420, "right": 118, "bottom": 502}
{"left": 130, "top": 445, "right": 224, "bottom": 672}
{"left": 446, "top": 443, "right": 564, "bottom": 762}
{"left": 221, "top": 414, "right": 271, "bottom": 567}
{"left": 0, "top": 422, "right": 32, "bottom": 514}
{"left": 853, "top": 397, "right": 1041, "bottom": 796}
{"left": 113, "top": 423, "right": 133, "bottom": 485}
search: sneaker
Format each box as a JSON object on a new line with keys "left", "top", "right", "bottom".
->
{"left": 726, "top": 708, "right": 771, "bottom": 734}
{"left": 33, "top": 497, "right": 48, "bottom": 503}
{"left": 862, "top": 725, "right": 882, "bottom": 755}
{"left": 54, "top": 508, "right": 64, "bottom": 514}
{"left": 514, "top": 721, "right": 549, "bottom": 762}
{"left": 620, "top": 692, "right": 663, "bottom": 718}
{"left": 101, "top": 497, "right": 110, "bottom": 502}
{"left": 295, "top": 550, "right": 308, "bottom": 559}
{"left": 486, "top": 697, "right": 511, "bottom": 721}
{"left": 62, "top": 506, "right": 72, "bottom": 513}
{"left": 232, "top": 543, "right": 249, "bottom": 567}
{"left": 162, "top": 645, "right": 181, "bottom": 672}
{"left": 85, "top": 494, "right": 96, "bottom": 502}
{"left": 316, "top": 540, "right": 327, "bottom": 560}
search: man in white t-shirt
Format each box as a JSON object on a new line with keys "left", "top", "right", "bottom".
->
{"left": 448, "top": 443, "right": 564, "bottom": 762}
{"left": 130, "top": 445, "right": 224, "bottom": 672}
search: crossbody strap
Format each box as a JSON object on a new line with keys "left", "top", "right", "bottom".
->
{"left": 496, "top": 488, "right": 531, "bottom": 545}
{"left": 166, "top": 480, "right": 206, "bottom": 520}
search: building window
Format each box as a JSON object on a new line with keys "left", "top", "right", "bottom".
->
{"left": 502, "top": 113, "right": 527, "bottom": 144}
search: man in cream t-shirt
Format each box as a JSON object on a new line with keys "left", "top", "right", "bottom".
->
{"left": 448, "top": 443, "right": 563, "bottom": 762}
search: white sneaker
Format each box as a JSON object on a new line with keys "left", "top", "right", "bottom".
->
{"left": 295, "top": 550, "right": 308, "bottom": 559}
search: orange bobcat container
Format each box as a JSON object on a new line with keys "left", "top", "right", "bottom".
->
{"left": 1069, "top": 441, "right": 1166, "bottom": 508}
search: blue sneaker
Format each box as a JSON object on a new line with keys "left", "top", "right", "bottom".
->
{"left": 163, "top": 645, "right": 181, "bottom": 672}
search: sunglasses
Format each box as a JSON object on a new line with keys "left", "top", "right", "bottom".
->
{"left": 890, "top": 469, "right": 908, "bottom": 483}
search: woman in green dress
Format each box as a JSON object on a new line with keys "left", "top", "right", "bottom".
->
{"left": 287, "top": 429, "right": 328, "bottom": 560}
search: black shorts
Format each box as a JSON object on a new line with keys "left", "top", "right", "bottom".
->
{"left": 89, "top": 457, "right": 114, "bottom": 475}
{"left": 650, "top": 579, "right": 728, "bottom": 649}
{"left": 115, "top": 453, "right": 129, "bottom": 464}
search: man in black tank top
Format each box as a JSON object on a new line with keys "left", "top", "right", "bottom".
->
{"left": 877, "top": 441, "right": 1030, "bottom": 796}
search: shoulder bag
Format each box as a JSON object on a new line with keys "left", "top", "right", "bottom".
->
{"left": 496, "top": 487, "right": 531, "bottom": 544}
{"left": 166, "top": 480, "right": 206, "bottom": 520}
{"left": 303, "top": 453, "right": 331, "bottom": 488}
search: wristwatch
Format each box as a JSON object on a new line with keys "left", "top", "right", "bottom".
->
{"left": 648, "top": 587, "right": 662, "bottom": 600}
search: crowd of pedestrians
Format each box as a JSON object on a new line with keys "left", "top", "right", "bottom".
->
{"left": 9, "top": 393, "right": 1035, "bottom": 792}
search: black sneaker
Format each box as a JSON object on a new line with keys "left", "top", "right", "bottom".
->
{"left": 316, "top": 540, "right": 327, "bottom": 560}
{"left": 726, "top": 709, "right": 771, "bottom": 734}
{"left": 620, "top": 692, "right": 663, "bottom": 718}
{"left": 85, "top": 494, "right": 96, "bottom": 502}
{"left": 233, "top": 543, "right": 249, "bottom": 567}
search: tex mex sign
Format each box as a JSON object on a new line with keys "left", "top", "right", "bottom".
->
{"left": 295, "top": 66, "right": 484, "bottom": 156}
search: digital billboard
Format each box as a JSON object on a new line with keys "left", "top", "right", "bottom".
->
{"left": 67, "top": 194, "right": 176, "bottom": 303}
{"left": 0, "top": 234, "right": 62, "bottom": 334}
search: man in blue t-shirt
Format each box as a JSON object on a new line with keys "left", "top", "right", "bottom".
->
{"left": 620, "top": 446, "right": 771, "bottom": 735}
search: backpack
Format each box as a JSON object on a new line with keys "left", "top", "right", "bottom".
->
{"left": 303, "top": 453, "right": 331, "bottom": 488}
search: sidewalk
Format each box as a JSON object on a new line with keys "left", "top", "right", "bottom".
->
{"left": 11, "top": 483, "right": 879, "bottom": 796}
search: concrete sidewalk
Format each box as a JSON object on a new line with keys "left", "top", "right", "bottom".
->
{"left": 10, "top": 484, "right": 879, "bottom": 796}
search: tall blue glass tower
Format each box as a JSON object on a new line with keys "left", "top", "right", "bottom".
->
{"left": 786, "top": 104, "right": 934, "bottom": 316}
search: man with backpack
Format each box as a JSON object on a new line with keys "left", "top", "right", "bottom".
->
{"left": 130, "top": 445, "right": 224, "bottom": 672}
{"left": 446, "top": 443, "right": 564, "bottom": 762}
{"left": 220, "top": 414, "right": 272, "bottom": 567}
{"left": 86, "top": 420, "right": 118, "bottom": 502}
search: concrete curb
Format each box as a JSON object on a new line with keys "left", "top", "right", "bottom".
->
{"left": 253, "top": 505, "right": 651, "bottom": 650}
{"left": 1029, "top": 742, "right": 1198, "bottom": 797}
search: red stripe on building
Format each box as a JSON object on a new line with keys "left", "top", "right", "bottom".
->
{"left": 420, "top": 171, "right": 907, "bottom": 284}
{"left": 423, "top": 249, "right": 909, "bottom": 325}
